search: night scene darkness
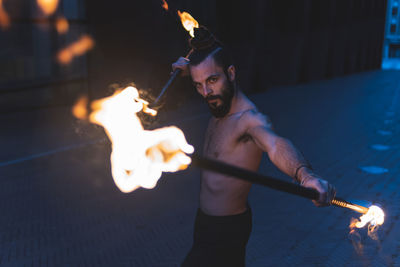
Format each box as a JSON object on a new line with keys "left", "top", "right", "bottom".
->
{"left": 0, "top": 0, "right": 399, "bottom": 266}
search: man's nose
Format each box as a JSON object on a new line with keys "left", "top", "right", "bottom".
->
{"left": 202, "top": 86, "right": 212, "bottom": 96}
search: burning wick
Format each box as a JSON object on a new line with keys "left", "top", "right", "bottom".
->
{"left": 348, "top": 205, "right": 384, "bottom": 254}
{"left": 333, "top": 198, "right": 385, "bottom": 230}
{"left": 177, "top": 10, "right": 198, "bottom": 37}
{"left": 351, "top": 205, "right": 385, "bottom": 229}
{"left": 73, "top": 86, "right": 194, "bottom": 193}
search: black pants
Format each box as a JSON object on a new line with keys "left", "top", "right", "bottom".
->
{"left": 181, "top": 206, "right": 252, "bottom": 267}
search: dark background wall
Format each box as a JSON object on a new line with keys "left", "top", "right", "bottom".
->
{"left": 0, "top": 0, "right": 388, "bottom": 113}
{"left": 86, "top": 0, "right": 387, "bottom": 110}
{"left": 0, "top": 0, "right": 88, "bottom": 113}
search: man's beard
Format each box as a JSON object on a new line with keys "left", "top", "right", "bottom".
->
{"left": 205, "top": 80, "right": 235, "bottom": 118}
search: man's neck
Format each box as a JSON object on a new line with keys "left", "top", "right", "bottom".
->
{"left": 225, "top": 90, "right": 248, "bottom": 117}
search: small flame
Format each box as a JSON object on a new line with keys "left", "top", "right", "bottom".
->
{"left": 56, "top": 16, "right": 69, "bottom": 34}
{"left": 37, "top": 0, "right": 59, "bottom": 16}
{"left": 177, "top": 10, "right": 198, "bottom": 38}
{"left": 57, "top": 34, "right": 94, "bottom": 65}
{"left": 353, "top": 205, "right": 384, "bottom": 229}
{"left": 0, "top": 0, "right": 10, "bottom": 30}
{"left": 161, "top": 0, "right": 168, "bottom": 11}
{"left": 73, "top": 86, "right": 194, "bottom": 193}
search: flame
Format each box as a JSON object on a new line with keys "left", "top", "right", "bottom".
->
{"left": 161, "top": 0, "right": 168, "bottom": 11}
{"left": 73, "top": 86, "right": 194, "bottom": 193}
{"left": 56, "top": 16, "right": 69, "bottom": 34}
{"left": 353, "top": 205, "right": 384, "bottom": 229}
{"left": 0, "top": 0, "right": 10, "bottom": 30}
{"left": 37, "top": 0, "right": 59, "bottom": 16}
{"left": 348, "top": 220, "right": 364, "bottom": 255}
{"left": 349, "top": 205, "right": 384, "bottom": 236}
{"left": 348, "top": 205, "right": 384, "bottom": 254}
{"left": 177, "top": 10, "right": 198, "bottom": 37}
{"left": 57, "top": 35, "right": 94, "bottom": 65}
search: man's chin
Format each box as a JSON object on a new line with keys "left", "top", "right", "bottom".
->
{"left": 208, "top": 105, "right": 229, "bottom": 118}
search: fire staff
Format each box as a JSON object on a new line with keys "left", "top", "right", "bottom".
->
{"left": 172, "top": 28, "right": 336, "bottom": 267}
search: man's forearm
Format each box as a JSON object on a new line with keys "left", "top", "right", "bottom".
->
{"left": 268, "top": 136, "right": 314, "bottom": 182}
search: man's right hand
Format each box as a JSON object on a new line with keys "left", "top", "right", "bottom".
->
{"left": 172, "top": 57, "right": 190, "bottom": 76}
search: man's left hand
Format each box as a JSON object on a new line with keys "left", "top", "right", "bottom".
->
{"left": 300, "top": 175, "right": 336, "bottom": 207}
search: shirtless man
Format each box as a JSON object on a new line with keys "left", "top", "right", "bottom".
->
{"left": 173, "top": 45, "right": 336, "bottom": 267}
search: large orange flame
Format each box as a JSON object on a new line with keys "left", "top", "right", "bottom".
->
{"left": 57, "top": 35, "right": 94, "bottom": 65}
{"left": 177, "top": 10, "right": 198, "bottom": 38}
{"left": 37, "top": 0, "right": 59, "bottom": 16}
{"left": 161, "top": 0, "right": 168, "bottom": 11}
{"left": 0, "top": 0, "right": 10, "bottom": 30}
{"left": 73, "top": 86, "right": 194, "bottom": 193}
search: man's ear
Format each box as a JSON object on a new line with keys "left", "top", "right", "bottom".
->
{"left": 227, "top": 65, "right": 236, "bottom": 82}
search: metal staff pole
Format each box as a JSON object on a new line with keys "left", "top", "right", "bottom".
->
{"left": 149, "top": 49, "right": 194, "bottom": 108}
{"left": 191, "top": 153, "right": 369, "bottom": 214}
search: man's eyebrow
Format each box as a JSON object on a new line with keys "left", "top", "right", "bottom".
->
{"left": 192, "top": 74, "right": 220, "bottom": 84}
{"left": 206, "top": 74, "right": 220, "bottom": 81}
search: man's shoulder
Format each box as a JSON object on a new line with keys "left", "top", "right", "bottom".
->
{"left": 239, "top": 109, "right": 273, "bottom": 130}
{"left": 239, "top": 109, "right": 270, "bottom": 122}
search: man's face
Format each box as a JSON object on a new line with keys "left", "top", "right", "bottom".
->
{"left": 189, "top": 55, "right": 235, "bottom": 118}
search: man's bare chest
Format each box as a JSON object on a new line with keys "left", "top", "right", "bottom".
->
{"left": 204, "top": 119, "right": 253, "bottom": 158}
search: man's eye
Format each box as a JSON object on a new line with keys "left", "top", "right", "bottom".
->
{"left": 209, "top": 77, "right": 217, "bottom": 83}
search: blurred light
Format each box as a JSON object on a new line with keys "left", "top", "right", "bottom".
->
{"left": 72, "top": 96, "right": 88, "bottom": 120}
{"left": 161, "top": 0, "right": 168, "bottom": 11}
{"left": 37, "top": 0, "right": 59, "bottom": 16}
{"left": 56, "top": 16, "right": 69, "bottom": 34}
{"left": 0, "top": 0, "right": 10, "bottom": 30}
{"left": 57, "top": 35, "right": 94, "bottom": 65}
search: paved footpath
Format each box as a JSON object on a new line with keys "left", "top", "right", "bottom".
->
{"left": 0, "top": 70, "right": 400, "bottom": 266}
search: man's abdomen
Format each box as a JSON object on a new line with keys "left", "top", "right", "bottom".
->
{"left": 200, "top": 173, "right": 252, "bottom": 216}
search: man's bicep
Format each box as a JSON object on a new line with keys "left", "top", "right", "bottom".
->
{"left": 247, "top": 124, "right": 279, "bottom": 152}
{"left": 241, "top": 112, "right": 274, "bottom": 150}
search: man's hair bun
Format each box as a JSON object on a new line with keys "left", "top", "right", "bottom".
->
{"left": 187, "top": 26, "right": 233, "bottom": 69}
{"left": 189, "top": 26, "right": 221, "bottom": 50}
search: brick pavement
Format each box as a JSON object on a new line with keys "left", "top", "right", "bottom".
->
{"left": 0, "top": 70, "right": 400, "bottom": 266}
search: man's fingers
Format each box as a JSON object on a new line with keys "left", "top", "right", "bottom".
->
{"left": 316, "top": 179, "right": 331, "bottom": 206}
{"left": 172, "top": 57, "right": 190, "bottom": 73}
{"left": 327, "top": 184, "right": 336, "bottom": 203}
{"left": 318, "top": 191, "right": 328, "bottom": 205}
{"left": 301, "top": 176, "right": 335, "bottom": 207}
